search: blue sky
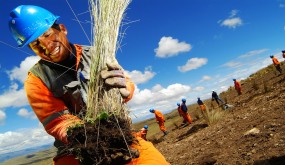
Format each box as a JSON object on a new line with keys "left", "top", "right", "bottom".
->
{"left": 1, "top": 0, "right": 285, "bottom": 155}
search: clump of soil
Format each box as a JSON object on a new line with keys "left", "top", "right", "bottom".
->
{"left": 66, "top": 115, "right": 139, "bottom": 165}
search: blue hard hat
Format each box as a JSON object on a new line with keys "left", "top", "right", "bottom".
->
{"left": 143, "top": 125, "right": 148, "bottom": 129}
{"left": 233, "top": 79, "right": 236, "bottom": 81}
{"left": 8, "top": 5, "right": 59, "bottom": 47}
{"left": 182, "top": 98, "right": 186, "bottom": 102}
{"left": 149, "top": 108, "right": 154, "bottom": 113}
{"left": 177, "top": 102, "right": 180, "bottom": 106}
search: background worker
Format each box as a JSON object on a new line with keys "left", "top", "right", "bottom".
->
{"left": 197, "top": 97, "right": 206, "bottom": 111}
{"left": 212, "top": 90, "right": 224, "bottom": 106}
{"left": 270, "top": 55, "right": 282, "bottom": 75}
{"left": 180, "top": 98, "right": 192, "bottom": 125}
{"left": 149, "top": 108, "right": 168, "bottom": 136}
{"left": 177, "top": 103, "right": 183, "bottom": 117}
{"left": 282, "top": 50, "right": 285, "bottom": 60}
{"left": 9, "top": 5, "right": 170, "bottom": 165}
{"left": 233, "top": 79, "right": 242, "bottom": 95}
{"left": 137, "top": 125, "right": 148, "bottom": 141}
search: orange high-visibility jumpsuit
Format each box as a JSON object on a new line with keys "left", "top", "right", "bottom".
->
{"left": 25, "top": 44, "right": 168, "bottom": 165}
{"left": 177, "top": 105, "right": 183, "bottom": 116}
{"left": 234, "top": 80, "right": 242, "bottom": 95}
{"left": 153, "top": 110, "right": 167, "bottom": 132}
{"left": 180, "top": 103, "right": 192, "bottom": 124}
{"left": 272, "top": 57, "right": 282, "bottom": 74}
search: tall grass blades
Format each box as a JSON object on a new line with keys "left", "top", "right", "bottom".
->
{"left": 87, "top": 0, "right": 131, "bottom": 120}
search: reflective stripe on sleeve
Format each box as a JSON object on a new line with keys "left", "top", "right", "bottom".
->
{"left": 42, "top": 110, "right": 70, "bottom": 127}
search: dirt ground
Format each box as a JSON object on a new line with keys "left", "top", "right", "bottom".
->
{"left": 153, "top": 65, "right": 285, "bottom": 165}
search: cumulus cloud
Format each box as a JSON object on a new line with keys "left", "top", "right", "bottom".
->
{"left": 128, "top": 83, "right": 191, "bottom": 120}
{"left": 0, "top": 85, "right": 28, "bottom": 108}
{"left": 219, "top": 10, "right": 243, "bottom": 29}
{"left": 17, "top": 108, "right": 37, "bottom": 119}
{"left": 7, "top": 56, "right": 40, "bottom": 83}
{"left": 0, "top": 127, "right": 54, "bottom": 154}
{"left": 0, "top": 110, "right": 6, "bottom": 125}
{"left": 178, "top": 58, "right": 208, "bottom": 72}
{"left": 154, "top": 36, "right": 192, "bottom": 58}
{"left": 124, "top": 66, "right": 156, "bottom": 85}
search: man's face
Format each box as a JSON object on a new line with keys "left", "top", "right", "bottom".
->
{"left": 29, "top": 24, "right": 71, "bottom": 63}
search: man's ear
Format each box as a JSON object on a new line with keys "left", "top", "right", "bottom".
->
{"left": 59, "top": 24, "right": 68, "bottom": 35}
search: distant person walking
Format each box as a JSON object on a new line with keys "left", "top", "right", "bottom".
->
{"left": 212, "top": 90, "right": 224, "bottom": 106}
{"left": 282, "top": 50, "right": 285, "bottom": 61}
{"left": 233, "top": 79, "right": 242, "bottom": 95}
{"left": 270, "top": 55, "right": 282, "bottom": 75}
{"left": 197, "top": 97, "right": 207, "bottom": 111}
{"left": 137, "top": 125, "right": 148, "bottom": 141}
{"left": 177, "top": 103, "right": 183, "bottom": 117}
{"left": 180, "top": 98, "right": 192, "bottom": 125}
{"left": 149, "top": 108, "right": 168, "bottom": 136}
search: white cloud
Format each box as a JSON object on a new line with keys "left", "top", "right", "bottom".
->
{"left": 194, "top": 86, "right": 205, "bottom": 91}
{"left": 0, "top": 85, "right": 28, "bottom": 108}
{"left": 125, "top": 67, "right": 156, "bottom": 85}
{"left": 0, "top": 110, "right": 6, "bottom": 125}
{"left": 220, "top": 10, "right": 243, "bottom": 29}
{"left": 239, "top": 49, "right": 268, "bottom": 58}
{"left": 128, "top": 83, "right": 191, "bottom": 120}
{"left": 0, "top": 127, "right": 54, "bottom": 154}
{"left": 221, "top": 17, "right": 243, "bottom": 29}
{"left": 17, "top": 108, "right": 37, "bottom": 119}
{"left": 178, "top": 57, "right": 208, "bottom": 72}
{"left": 222, "top": 61, "right": 243, "bottom": 68}
{"left": 7, "top": 56, "right": 40, "bottom": 83}
{"left": 154, "top": 36, "right": 191, "bottom": 58}
{"left": 200, "top": 75, "right": 211, "bottom": 81}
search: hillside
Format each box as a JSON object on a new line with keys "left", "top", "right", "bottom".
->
{"left": 150, "top": 63, "right": 285, "bottom": 165}
{"left": 1, "top": 63, "right": 285, "bottom": 165}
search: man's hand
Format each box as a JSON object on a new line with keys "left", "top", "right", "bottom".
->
{"left": 101, "top": 62, "right": 130, "bottom": 98}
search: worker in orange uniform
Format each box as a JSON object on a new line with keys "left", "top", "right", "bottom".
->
{"left": 270, "top": 55, "right": 282, "bottom": 75}
{"left": 233, "top": 79, "right": 242, "bottom": 95}
{"left": 8, "top": 5, "right": 170, "bottom": 165}
{"left": 149, "top": 108, "right": 168, "bottom": 136}
{"left": 177, "top": 103, "right": 183, "bottom": 116}
{"left": 197, "top": 97, "right": 206, "bottom": 111}
{"left": 137, "top": 125, "right": 148, "bottom": 141}
{"left": 180, "top": 98, "right": 192, "bottom": 125}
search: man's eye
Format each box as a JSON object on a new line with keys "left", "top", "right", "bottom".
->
{"left": 44, "top": 33, "right": 51, "bottom": 38}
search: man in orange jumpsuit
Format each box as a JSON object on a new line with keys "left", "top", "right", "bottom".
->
{"left": 197, "top": 97, "right": 206, "bottom": 111}
{"left": 233, "top": 79, "right": 242, "bottom": 95}
{"left": 137, "top": 125, "right": 148, "bottom": 141}
{"left": 270, "top": 55, "right": 282, "bottom": 75}
{"left": 8, "top": 5, "right": 170, "bottom": 165}
{"left": 180, "top": 98, "right": 192, "bottom": 125}
{"left": 177, "top": 103, "right": 183, "bottom": 116}
{"left": 149, "top": 108, "right": 168, "bottom": 136}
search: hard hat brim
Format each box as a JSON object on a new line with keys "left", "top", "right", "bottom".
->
{"left": 18, "top": 16, "right": 59, "bottom": 47}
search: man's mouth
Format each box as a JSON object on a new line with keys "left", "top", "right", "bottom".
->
{"left": 49, "top": 46, "right": 60, "bottom": 56}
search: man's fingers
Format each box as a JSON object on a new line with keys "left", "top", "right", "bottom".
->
{"left": 119, "top": 88, "right": 130, "bottom": 98}
{"left": 101, "top": 70, "right": 125, "bottom": 79}
{"left": 105, "top": 77, "right": 126, "bottom": 88}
